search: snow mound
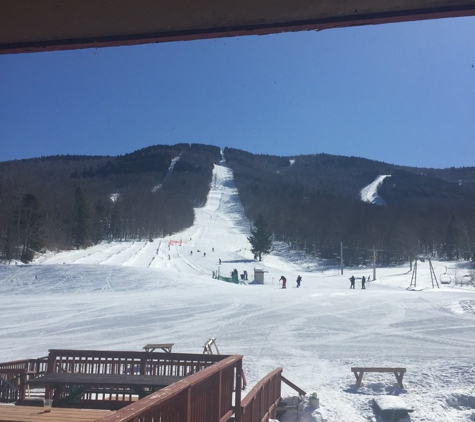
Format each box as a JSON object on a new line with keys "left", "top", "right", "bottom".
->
{"left": 446, "top": 393, "right": 475, "bottom": 409}
{"left": 447, "top": 300, "right": 475, "bottom": 315}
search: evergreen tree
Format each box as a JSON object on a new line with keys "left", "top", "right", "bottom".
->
{"left": 18, "top": 194, "right": 45, "bottom": 263}
{"left": 91, "top": 200, "right": 107, "bottom": 244}
{"left": 71, "top": 187, "right": 91, "bottom": 248}
{"left": 247, "top": 213, "right": 272, "bottom": 261}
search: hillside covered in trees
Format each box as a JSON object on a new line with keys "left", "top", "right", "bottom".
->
{"left": 224, "top": 148, "right": 475, "bottom": 266}
{"left": 1, "top": 143, "right": 475, "bottom": 266}
{"left": 0, "top": 144, "right": 221, "bottom": 262}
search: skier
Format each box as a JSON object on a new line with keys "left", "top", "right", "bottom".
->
{"left": 349, "top": 275, "right": 355, "bottom": 289}
{"left": 296, "top": 275, "right": 302, "bottom": 288}
{"left": 279, "top": 276, "right": 287, "bottom": 289}
{"left": 361, "top": 275, "right": 366, "bottom": 289}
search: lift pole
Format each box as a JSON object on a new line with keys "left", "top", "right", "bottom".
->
{"left": 341, "top": 242, "right": 344, "bottom": 275}
{"left": 373, "top": 246, "right": 376, "bottom": 281}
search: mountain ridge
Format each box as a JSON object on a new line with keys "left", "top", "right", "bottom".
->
{"left": 1, "top": 144, "right": 474, "bottom": 264}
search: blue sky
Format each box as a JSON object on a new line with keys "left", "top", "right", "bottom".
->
{"left": 1, "top": 16, "right": 474, "bottom": 168}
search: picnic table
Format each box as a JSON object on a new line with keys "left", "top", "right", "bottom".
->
{"left": 28, "top": 372, "right": 184, "bottom": 404}
{"left": 351, "top": 367, "right": 406, "bottom": 389}
{"left": 143, "top": 343, "right": 174, "bottom": 353}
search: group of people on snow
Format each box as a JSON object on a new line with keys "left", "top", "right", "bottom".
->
{"left": 349, "top": 275, "right": 370, "bottom": 289}
{"left": 278, "top": 273, "right": 370, "bottom": 290}
{"left": 279, "top": 275, "right": 302, "bottom": 289}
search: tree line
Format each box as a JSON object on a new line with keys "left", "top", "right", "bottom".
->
{"left": 224, "top": 148, "right": 475, "bottom": 265}
{"left": 0, "top": 144, "right": 221, "bottom": 262}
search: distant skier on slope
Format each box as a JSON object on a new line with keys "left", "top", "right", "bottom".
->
{"left": 280, "top": 276, "right": 287, "bottom": 289}
{"left": 296, "top": 275, "right": 302, "bottom": 288}
{"left": 349, "top": 275, "right": 355, "bottom": 289}
{"left": 361, "top": 275, "right": 366, "bottom": 289}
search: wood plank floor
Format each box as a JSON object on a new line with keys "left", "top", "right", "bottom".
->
{"left": 0, "top": 405, "right": 112, "bottom": 422}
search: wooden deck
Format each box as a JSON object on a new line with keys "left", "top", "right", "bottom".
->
{"left": 0, "top": 405, "right": 112, "bottom": 422}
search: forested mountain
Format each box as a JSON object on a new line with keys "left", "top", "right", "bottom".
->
{"left": 0, "top": 144, "right": 221, "bottom": 262}
{"left": 224, "top": 148, "right": 475, "bottom": 265}
{"left": 1, "top": 144, "right": 474, "bottom": 265}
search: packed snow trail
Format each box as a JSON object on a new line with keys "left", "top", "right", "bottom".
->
{"left": 2, "top": 164, "right": 475, "bottom": 422}
{"left": 38, "top": 164, "right": 257, "bottom": 275}
{"left": 152, "top": 155, "right": 180, "bottom": 192}
{"left": 360, "top": 174, "right": 391, "bottom": 206}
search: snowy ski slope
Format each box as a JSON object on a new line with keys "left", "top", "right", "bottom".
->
{"left": 1, "top": 163, "right": 475, "bottom": 421}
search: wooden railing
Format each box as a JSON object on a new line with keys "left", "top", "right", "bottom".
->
{"left": 241, "top": 368, "right": 282, "bottom": 422}
{"left": 94, "top": 354, "right": 243, "bottom": 422}
{"left": 0, "top": 357, "right": 48, "bottom": 403}
{"left": 46, "top": 349, "right": 226, "bottom": 377}
{"left": 1, "top": 351, "right": 305, "bottom": 422}
{"left": 44, "top": 349, "right": 232, "bottom": 407}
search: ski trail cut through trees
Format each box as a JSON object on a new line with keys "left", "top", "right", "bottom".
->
{"left": 360, "top": 175, "right": 391, "bottom": 206}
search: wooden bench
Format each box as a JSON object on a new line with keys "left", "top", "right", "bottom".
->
{"left": 351, "top": 367, "right": 406, "bottom": 389}
{"left": 143, "top": 343, "right": 174, "bottom": 353}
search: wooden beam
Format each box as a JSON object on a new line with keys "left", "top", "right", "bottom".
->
{"left": 281, "top": 375, "right": 306, "bottom": 397}
{"left": 1, "top": 1, "right": 475, "bottom": 54}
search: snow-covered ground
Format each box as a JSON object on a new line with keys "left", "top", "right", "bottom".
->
{"left": 360, "top": 175, "right": 391, "bottom": 206}
{"left": 1, "top": 163, "right": 475, "bottom": 422}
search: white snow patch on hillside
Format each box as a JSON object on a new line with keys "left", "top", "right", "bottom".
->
{"left": 1, "top": 164, "right": 475, "bottom": 422}
{"left": 152, "top": 155, "right": 181, "bottom": 192}
{"left": 110, "top": 193, "right": 120, "bottom": 202}
{"left": 360, "top": 175, "right": 391, "bottom": 206}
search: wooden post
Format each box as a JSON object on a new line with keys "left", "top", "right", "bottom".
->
{"left": 394, "top": 371, "right": 405, "bottom": 389}
{"left": 354, "top": 370, "right": 365, "bottom": 387}
{"left": 234, "top": 360, "right": 242, "bottom": 422}
{"left": 20, "top": 371, "right": 27, "bottom": 401}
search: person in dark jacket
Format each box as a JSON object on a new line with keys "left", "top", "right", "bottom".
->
{"left": 296, "top": 275, "right": 302, "bottom": 288}
{"left": 361, "top": 275, "right": 366, "bottom": 289}
{"left": 349, "top": 275, "right": 355, "bottom": 289}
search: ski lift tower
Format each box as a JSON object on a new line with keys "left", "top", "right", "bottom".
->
{"left": 371, "top": 246, "right": 384, "bottom": 281}
{"left": 409, "top": 256, "right": 439, "bottom": 289}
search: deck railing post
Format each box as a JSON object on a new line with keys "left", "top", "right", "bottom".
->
{"left": 19, "top": 371, "right": 27, "bottom": 401}
{"left": 218, "top": 368, "right": 223, "bottom": 419}
{"left": 187, "top": 385, "right": 192, "bottom": 422}
{"left": 234, "top": 359, "right": 242, "bottom": 421}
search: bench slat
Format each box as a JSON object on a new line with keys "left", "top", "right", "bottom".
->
{"left": 351, "top": 367, "right": 406, "bottom": 373}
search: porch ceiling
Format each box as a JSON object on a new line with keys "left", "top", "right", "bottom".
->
{"left": 1, "top": 0, "right": 475, "bottom": 54}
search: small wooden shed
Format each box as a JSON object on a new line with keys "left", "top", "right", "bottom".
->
{"left": 254, "top": 268, "right": 266, "bottom": 284}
